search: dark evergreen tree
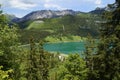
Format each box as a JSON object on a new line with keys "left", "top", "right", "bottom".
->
{"left": 38, "top": 40, "right": 49, "bottom": 80}
{"left": 26, "top": 38, "right": 49, "bottom": 80}
{"left": 0, "top": 5, "right": 20, "bottom": 79}
{"left": 85, "top": 34, "right": 97, "bottom": 80}
{"left": 57, "top": 54, "right": 88, "bottom": 80}
{"left": 0, "top": 5, "right": 6, "bottom": 26}
{"left": 93, "top": 0, "right": 120, "bottom": 79}
{"left": 26, "top": 37, "right": 38, "bottom": 80}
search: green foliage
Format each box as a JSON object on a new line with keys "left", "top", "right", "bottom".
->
{"left": 18, "top": 13, "right": 101, "bottom": 44}
{"left": 57, "top": 54, "right": 88, "bottom": 80}
{"left": 38, "top": 41, "right": 49, "bottom": 80}
{"left": 45, "top": 35, "right": 87, "bottom": 43}
{"left": 92, "top": 0, "right": 120, "bottom": 79}
{"left": 18, "top": 20, "right": 34, "bottom": 29}
{"left": 0, "top": 24, "right": 19, "bottom": 70}
{"left": 4, "top": 14, "right": 16, "bottom": 24}
{"left": 0, "top": 6, "right": 20, "bottom": 79}
{"left": 84, "top": 34, "right": 97, "bottom": 80}
{"left": 26, "top": 14, "right": 100, "bottom": 36}
{"left": 18, "top": 29, "right": 50, "bottom": 44}
{"left": 0, "top": 66, "right": 13, "bottom": 80}
{"left": 2, "top": 2, "right": 120, "bottom": 80}
{"left": 26, "top": 37, "right": 38, "bottom": 80}
{"left": 26, "top": 38, "right": 49, "bottom": 80}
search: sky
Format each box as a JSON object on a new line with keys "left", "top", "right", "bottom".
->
{"left": 0, "top": 0, "right": 115, "bottom": 18}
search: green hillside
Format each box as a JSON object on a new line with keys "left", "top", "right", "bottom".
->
{"left": 18, "top": 13, "right": 101, "bottom": 43}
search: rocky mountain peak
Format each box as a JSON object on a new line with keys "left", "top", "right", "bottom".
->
{"left": 15, "top": 9, "right": 77, "bottom": 22}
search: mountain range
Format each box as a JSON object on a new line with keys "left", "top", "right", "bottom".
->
{"left": 12, "top": 10, "right": 83, "bottom": 22}
{"left": 3, "top": 4, "right": 116, "bottom": 44}
{"left": 7, "top": 4, "right": 116, "bottom": 23}
{"left": 7, "top": 7, "right": 109, "bottom": 22}
{"left": 11, "top": 7, "right": 107, "bottom": 23}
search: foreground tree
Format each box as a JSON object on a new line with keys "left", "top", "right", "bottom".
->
{"left": 58, "top": 54, "right": 88, "bottom": 80}
{"left": 26, "top": 38, "right": 49, "bottom": 80}
{"left": 0, "top": 66, "right": 13, "bottom": 80}
{"left": 85, "top": 34, "right": 97, "bottom": 80}
{"left": 0, "top": 5, "right": 20, "bottom": 79}
{"left": 93, "top": 0, "right": 120, "bottom": 79}
{"left": 38, "top": 40, "right": 49, "bottom": 80}
{"left": 26, "top": 37, "right": 38, "bottom": 80}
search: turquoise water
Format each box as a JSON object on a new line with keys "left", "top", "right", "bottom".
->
{"left": 43, "top": 42, "right": 85, "bottom": 54}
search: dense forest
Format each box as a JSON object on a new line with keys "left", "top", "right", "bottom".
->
{"left": 0, "top": 0, "right": 120, "bottom": 80}
{"left": 16, "top": 13, "right": 101, "bottom": 44}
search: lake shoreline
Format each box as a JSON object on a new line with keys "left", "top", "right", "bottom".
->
{"left": 45, "top": 35, "right": 87, "bottom": 43}
{"left": 45, "top": 40, "right": 86, "bottom": 44}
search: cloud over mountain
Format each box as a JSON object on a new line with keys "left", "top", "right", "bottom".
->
{"left": 9, "top": 0, "right": 37, "bottom": 10}
{"left": 0, "top": 0, "right": 106, "bottom": 10}
{"left": 0, "top": 0, "right": 115, "bottom": 17}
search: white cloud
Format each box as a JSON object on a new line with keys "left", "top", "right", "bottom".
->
{"left": 95, "top": 0, "right": 105, "bottom": 7}
{"left": 43, "top": 0, "right": 66, "bottom": 10}
{"left": 85, "top": 0, "right": 103, "bottom": 7}
{"left": 1, "top": 0, "right": 103, "bottom": 10}
{"left": 45, "top": 0, "right": 52, "bottom": 3}
{"left": 44, "top": 3, "right": 66, "bottom": 10}
{"left": 95, "top": 0, "right": 102, "bottom": 5}
{"left": 0, "top": 0, "right": 9, "bottom": 7}
{"left": 9, "top": 0, "right": 37, "bottom": 10}
{"left": 85, "top": 0, "right": 102, "bottom": 5}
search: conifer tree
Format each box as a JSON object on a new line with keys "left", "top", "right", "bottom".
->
{"left": 85, "top": 34, "right": 97, "bottom": 80}
{"left": 26, "top": 38, "right": 49, "bottom": 80}
{"left": 93, "top": 0, "right": 120, "bottom": 79}
{"left": 26, "top": 37, "right": 38, "bottom": 80}
{"left": 58, "top": 54, "right": 88, "bottom": 80}
{"left": 38, "top": 40, "right": 49, "bottom": 80}
{"left": 0, "top": 5, "right": 20, "bottom": 79}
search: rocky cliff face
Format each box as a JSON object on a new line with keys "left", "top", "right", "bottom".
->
{"left": 89, "top": 7, "right": 105, "bottom": 14}
{"left": 89, "top": 3, "right": 117, "bottom": 14}
{"left": 14, "top": 10, "right": 78, "bottom": 22}
{"left": 11, "top": 2, "right": 117, "bottom": 23}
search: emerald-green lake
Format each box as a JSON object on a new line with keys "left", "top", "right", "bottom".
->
{"left": 44, "top": 42, "right": 85, "bottom": 54}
